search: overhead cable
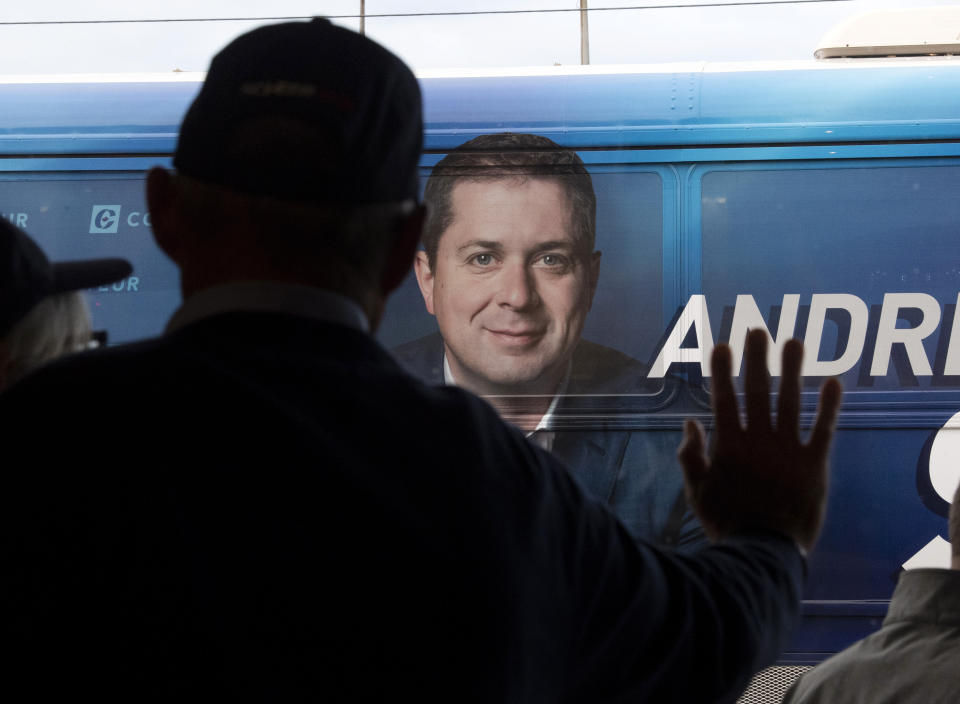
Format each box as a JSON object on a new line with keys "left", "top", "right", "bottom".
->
{"left": 0, "top": 1, "right": 857, "bottom": 26}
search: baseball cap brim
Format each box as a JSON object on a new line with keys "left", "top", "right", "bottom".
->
{"left": 51, "top": 258, "right": 133, "bottom": 294}
{"left": 1, "top": 217, "right": 135, "bottom": 339}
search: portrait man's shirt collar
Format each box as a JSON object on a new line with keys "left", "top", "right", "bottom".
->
{"left": 442, "top": 353, "right": 570, "bottom": 452}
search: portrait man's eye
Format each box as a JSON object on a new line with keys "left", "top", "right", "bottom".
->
{"left": 468, "top": 252, "right": 496, "bottom": 267}
{"left": 535, "top": 253, "right": 571, "bottom": 272}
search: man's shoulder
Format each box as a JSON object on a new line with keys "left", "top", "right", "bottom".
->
{"left": 0, "top": 332, "right": 179, "bottom": 450}
{"left": 0, "top": 312, "right": 376, "bottom": 411}
{"left": 390, "top": 332, "right": 444, "bottom": 384}
{"left": 782, "top": 593, "right": 960, "bottom": 704}
{"left": 5, "top": 333, "right": 170, "bottom": 396}
{"left": 0, "top": 315, "right": 526, "bottom": 450}
{"left": 781, "top": 636, "right": 886, "bottom": 704}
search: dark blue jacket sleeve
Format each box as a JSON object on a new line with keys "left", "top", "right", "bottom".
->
{"left": 526, "top": 443, "right": 804, "bottom": 704}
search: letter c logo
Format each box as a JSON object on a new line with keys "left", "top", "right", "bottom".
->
{"left": 89, "top": 204, "right": 122, "bottom": 234}
{"left": 97, "top": 209, "right": 117, "bottom": 229}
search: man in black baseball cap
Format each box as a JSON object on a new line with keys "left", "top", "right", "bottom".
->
{"left": 149, "top": 17, "right": 424, "bottom": 330}
{"left": 0, "top": 218, "right": 130, "bottom": 388}
{"left": 0, "top": 19, "right": 841, "bottom": 703}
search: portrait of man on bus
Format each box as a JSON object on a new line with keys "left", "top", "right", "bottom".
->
{"left": 392, "top": 132, "right": 704, "bottom": 550}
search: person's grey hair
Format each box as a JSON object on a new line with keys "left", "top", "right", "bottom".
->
{"left": 421, "top": 132, "right": 597, "bottom": 270}
{"left": 2, "top": 291, "right": 92, "bottom": 387}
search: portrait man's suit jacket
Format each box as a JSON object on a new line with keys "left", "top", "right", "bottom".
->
{"left": 391, "top": 332, "right": 705, "bottom": 550}
{"left": 0, "top": 310, "right": 795, "bottom": 701}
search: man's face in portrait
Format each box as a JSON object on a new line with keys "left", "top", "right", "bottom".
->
{"left": 415, "top": 177, "right": 601, "bottom": 396}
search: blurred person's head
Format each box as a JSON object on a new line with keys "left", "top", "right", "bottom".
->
{"left": 150, "top": 18, "right": 425, "bottom": 331}
{"left": 0, "top": 292, "right": 91, "bottom": 388}
{"left": 0, "top": 219, "right": 131, "bottom": 389}
{"left": 414, "top": 133, "right": 601, "bottom": 396}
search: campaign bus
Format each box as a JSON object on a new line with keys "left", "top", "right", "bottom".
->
{"left": 3, "top": 17, "right": 959, "bottom": 699}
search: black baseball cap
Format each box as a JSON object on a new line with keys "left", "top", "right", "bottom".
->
{"left": 0, "top": 219, "right": 132, "bottom": 338}
{"left": 173, "top": 18, "right": 423, "bottom": 205}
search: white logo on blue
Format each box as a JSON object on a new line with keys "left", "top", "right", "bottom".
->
{"left": 89, "top": 205, "right": 122, "bottom": 234}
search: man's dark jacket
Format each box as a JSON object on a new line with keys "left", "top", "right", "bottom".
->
{"left": 0, "top": 312, "right": 799, "bottom": 701}
{"left": 392, "top": 332, "right": 704, "bottom": 549}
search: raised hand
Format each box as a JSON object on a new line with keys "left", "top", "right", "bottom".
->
{"left": 678, "top": 329, "right": 842, "bottom": 552}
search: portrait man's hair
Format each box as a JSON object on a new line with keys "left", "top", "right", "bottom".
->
{"left": 421, "top": 132, "right": 597, "bottom": 269}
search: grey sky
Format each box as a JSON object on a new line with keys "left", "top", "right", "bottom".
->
{"left": 0, "top": 1, "right": 958, "bottom": 74}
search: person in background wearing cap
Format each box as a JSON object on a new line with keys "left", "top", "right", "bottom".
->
{"left": 0, "top": 19, "right": 841, "bottom": 702}
{"left": 0, "top": 218, "right": 130, "bottom": 390}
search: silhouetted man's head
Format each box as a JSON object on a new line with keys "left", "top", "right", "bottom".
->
{"left": 148, "top": 19, "right": 425, "bottom": 327}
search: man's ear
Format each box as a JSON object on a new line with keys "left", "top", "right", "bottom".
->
{"left": 587, "top": 250, "right": 602, "bottom": 308}
{"left": 380, "top": 203, "right": 426, "bottom": 296}
{"left": 413, "top": 250, "right": 436, "bottom": 316}
{"left": 145, "top": 167, "right": 183, "bottom": 262}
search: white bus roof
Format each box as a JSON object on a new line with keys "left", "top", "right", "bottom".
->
{"left": 816, "top": 6, "right": 960, "bottom": 59}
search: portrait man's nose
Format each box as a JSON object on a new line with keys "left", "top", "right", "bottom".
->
{"left": 496, "top": 260, "right": 540, "bottom": 310}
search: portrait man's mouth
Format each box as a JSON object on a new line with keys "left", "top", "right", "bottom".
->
{"left": 485, "top": 327, "right": 546, "bottom": 349}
